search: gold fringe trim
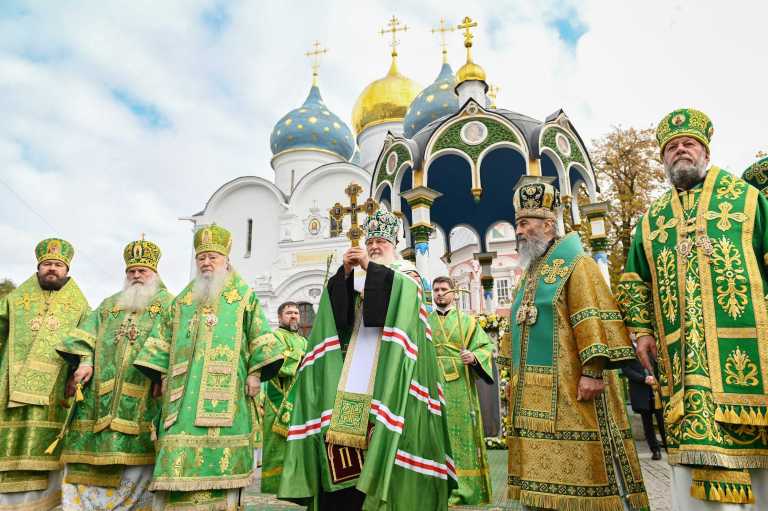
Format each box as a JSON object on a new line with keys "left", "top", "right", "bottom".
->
{"left": 513, "top": 415, "right": 556, "bottom": 433}
{"left": 668, "top": 449, "right": 768, "bottom": 469}
{"left": 149, "top": 473, "right": 254, "bottom": 492}
{"left": 714, "top": 404, "right": 768, "bottom": 426}
{"left": 325, "top": 430, "right": 368, "bottom": 449}
{"left": 0, "top": 491, "right": 60, "bottom": 511}
{"left": 627, "top": 492, "right": 650, "bottom": 510}
{"left": 523, "top": 371, "right": 553, "bottom": 387}
{"left": 690, "top": 481, "right": 754, "bottom": 504}
{"left": 271, "top": 422, "right": 288, "bottom": 438}
{"left": 507, "top": 485, "right": 521, "bottom": 500}
{"left": 65, "top": 471, "right": 122, "bottom": 488}
{"left": 0, "top": 478, "right": 48, "bottom": 493}
{"left": 520, "top": 491, "right": 626, "bottom": 511}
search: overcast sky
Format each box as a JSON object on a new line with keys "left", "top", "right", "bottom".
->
{"left": 1, "top": 0, "right": 765, "bottom": 303}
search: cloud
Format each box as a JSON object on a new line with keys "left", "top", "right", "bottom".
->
{"left": 0, "top": 0, "right": 765, "bottom": 304}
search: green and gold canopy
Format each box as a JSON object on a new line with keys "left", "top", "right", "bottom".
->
{"left": 194, "top": 224, "right": 232, "bottom": 256}
{"left": 656, "top": 108, "right": 714, "bottom": 154}
{"left": 512, "top": 181, "right": 561, "bottom": 220}
{"left": 35, "top": 238, "right": 74, "bottom": 267}
{"left": 123, "top": 238, "right": 161, "bottom": 272}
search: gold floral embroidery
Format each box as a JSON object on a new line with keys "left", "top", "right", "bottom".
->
{"left": 172, "top": 451, "right": 187, "bottom": 477}
{"left": 649, "top": 215, "right": 678, "bottom": 244}
{"left": 657, "top": 248, "right": 678, "bottom": 322}
{"left": 716, "top": 174, "right": 746, "bottom": 200}
{"left": 724, "top": 347, "right": 759, "bottom": 387}
{"left": 539, "top": 258, "right": 569, "bottom": 284}
{"left": 711, "top": 237, "right": 748, "bottom": 319}
{"left": 651, "top": 191, "right": 672, "bottom": 216}
{"left": 672, "top": 351, "right": 682, "bottom": 387}
{"left": 181, "top": 292, "right": 193, "bottom": 306}
{"left": 704, "top": 202, "right": 747, "bottom": 232}
{"left": 147, "top": 302, "right": 162, "bottom": 316}
{"left": 223, "top": 288, "right": 241, "bottom": 304}
{"left": 219, "top": 447, "right": 230, "bottom": 472}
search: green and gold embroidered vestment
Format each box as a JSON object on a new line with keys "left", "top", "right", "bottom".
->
{"left": 507, "top": 233, "right": 647, "bottom": 511}
{"left": 133, "top": 271, "right": 283, "bottom": 498}
{"left": 259, "top": 327, "right": 307, "bottom": 494}
{"left": 619, "top": 167, "right": 768, "bottom": 472}
{"left": 55, "top": 285, "right": 174, "bottom": 486}
{"left": 0, "top": 275, "right": 89, "bottom": 492}
{"left": 428, "top": 308, "right": 493, "bottom": 506}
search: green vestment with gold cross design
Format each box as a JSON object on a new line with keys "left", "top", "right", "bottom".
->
{"left": 54, "top": 284, "right": 174, "bottom": 487}
{"left": 507, "top": 232, "right": 648, "bottom": 511}
{"left": 618, "top": 167, "right": 768, "bottom": 501}
{"left": 0, "top": 275, "right": 89, "bottom": 494}
{"left": 259, "top": 326, "right": 308, "bottom": 494}
{"left": 133, "top": 271, "right": 285, "bottom": 510}
{"left": 428, "top": 307, "right": 494, "bottom": 506}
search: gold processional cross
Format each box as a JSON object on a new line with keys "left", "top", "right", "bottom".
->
{"left": 329, "top": 183, "right": 379, "bottom": 248}
{"left": 380, "top": 15, "right": 408, "bottom": 57}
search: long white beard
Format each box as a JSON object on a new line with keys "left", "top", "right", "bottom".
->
{"left": 117, "top": 275, "right": 160, "bottom": 312}
{"left": 192, "top": 266, "right": 229, "bottom": 304}
{"left": 665, "top": 152, "right": 708, "bottom": 190}
{"left": 517, "top": 236, "right": 551, "bottom": 271}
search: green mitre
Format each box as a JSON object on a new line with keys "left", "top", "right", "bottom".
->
{"left": 35, "top": 238, "right": 74, "bottom": 267}
{"left": 194, "top": 224, "right": 232, "bottom": 256}
{"left": 742, "top": 156, "right": 768, "bottom": 197}
{"left": 124, "top": 238, "right": 161, "bottom": 271}
{"left": 363, "top": 209, "right": 400, "bottom": 245}
{"left": 656, "top": 108, "right": 714, "bottom": 154}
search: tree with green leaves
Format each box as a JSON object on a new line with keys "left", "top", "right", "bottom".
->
{"left": 589, "top": 126, "right": 666, "bottom": 289}
{"left": 0, "top": 279, "right": 15, "bottom": 300}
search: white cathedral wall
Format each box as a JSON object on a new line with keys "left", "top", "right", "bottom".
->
{"left": 271, "top": 150, "right": 343, "bottom": 196}
{"left": 356, "top": 121, "right": 404, "bottom": 172}
{"left": 193, "top": 182, "right": 284, "bottom": 290}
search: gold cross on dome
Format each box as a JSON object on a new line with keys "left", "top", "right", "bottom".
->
{"left": 305, "top": 40, "right": 328, "bottom": 85}
{"left": 329, "top": 182, "right": 379, "bottom": 248}
{"left": 431, "top": 17, "right": 454, "bottom": 61}
{"left": 380, "top": 15, "right": 408, "bottom": 57}
{"left": 457, "top": 16, "right": 478, "bottom": 48}
{"left": 540, "top": 258, "right": 569, "bottom": 284}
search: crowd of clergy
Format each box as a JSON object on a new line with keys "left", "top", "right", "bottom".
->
{"left": 1, "top": 107, "right": 767, "bottom": 511}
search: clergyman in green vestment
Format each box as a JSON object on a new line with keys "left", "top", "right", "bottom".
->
{"left": 0, "top": 238, "right": 89, "bottom": 511}
{"left": 56, "top": 238, "right": 174, "bottom": 510}
{"left": 618, "top": 109, "right": 768, "bottom": 509}
{"left": 134, "top": 225, "right": 286, "bottom": 511}
{"left": 259, "top": 301, "right": 308, "bottom": 494}
{"left": 429, "top": 275, "right": 493, "bottom": 506}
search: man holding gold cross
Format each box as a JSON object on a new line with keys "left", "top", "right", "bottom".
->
{"left": 279, "top": 183, "right": 455, "bottom": 510}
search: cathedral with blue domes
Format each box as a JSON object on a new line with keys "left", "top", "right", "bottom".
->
{"left": 186, "top": 16, "right": 604, "bottom": 329}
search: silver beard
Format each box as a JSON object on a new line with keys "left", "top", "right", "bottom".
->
{"left": 192, "top": 266, "right": 229, "bottom": 304}
{"left": 517, "top": 236, "right": 551, "bottom": 271}
{"left": 665, "top": 153, "right": 708, "bottom": 190}
{"left": 117, "top": 274, "right": 160, "bottom": 313}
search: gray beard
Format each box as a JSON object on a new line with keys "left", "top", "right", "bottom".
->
{"left": 665, "top": 155, "right": 708, "bottom": 190}
{"left": 117, "top": 275, "right": 160, "bottom": 312}
{"left": 192, "top": 267, "right": 229, "bottom": 304}
{"left": 517, "top": 236, "right": 551, "bottom": 271}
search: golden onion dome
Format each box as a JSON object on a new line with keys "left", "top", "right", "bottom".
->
{"left": 457, "top": 59, "right": 486, "bottom": 83}
{"left": 351, "top": 57, "right": 421, "bottom": 135}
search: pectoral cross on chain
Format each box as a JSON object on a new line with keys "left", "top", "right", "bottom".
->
{"left": 329, "top": 183, "right": 379, "bottom": 247}
{"left": 540, "top": 258, "right": 569, "bottom": 284}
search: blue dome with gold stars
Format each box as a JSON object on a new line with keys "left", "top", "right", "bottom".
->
{"left": 270, "top": 85, "right": 355, "bottom": 160}
{"left": 403, "top": 62, "right": 458, "bottom": 138}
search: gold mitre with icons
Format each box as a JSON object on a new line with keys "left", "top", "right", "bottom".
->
{"left": 512, "top": 175, "right": 561, "bottom": 220}
{"left": 194, "top": 224, "right": 232, "bottom": 257}
{"left": 123, "top": 236, "right": 161, "bottom": 272}
{"left": 35, "top": 238, "right": 75, "bottom": 267}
